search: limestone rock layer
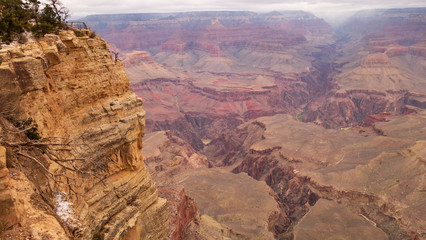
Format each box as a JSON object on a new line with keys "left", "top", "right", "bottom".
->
{"left": 0, "top": 31, "right": 168, "bottom": 239}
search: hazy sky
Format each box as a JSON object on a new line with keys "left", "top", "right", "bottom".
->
{"left": 59, "top": 0, "right": 426, "bottom": 23}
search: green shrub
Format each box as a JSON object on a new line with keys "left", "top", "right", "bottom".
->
{"left": 31, "top": 22, "right": 55, "bottom": 37}
{"left": 0, "top": 0, "right": 69, "bottom": 43}
{"left": 13, "top": 117, "right": 42, "bottom": 140}
{"left": 89, "top": 30, "right": 96, "bottom": 38}
{"left": 73, "top": 29, "right": 84, "bottom": 37}
{"left": 93, "top": 232, "right": 104, "bottom": 240}
{"left": 0, "top": 1, "right": 30, "bottom": 44}
{"left": 296, "top": 111, "right": 305, "bottom": 122}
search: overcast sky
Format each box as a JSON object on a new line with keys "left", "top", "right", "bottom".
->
{"left": 59, "top": 0, "right": 426, "bottom": 24}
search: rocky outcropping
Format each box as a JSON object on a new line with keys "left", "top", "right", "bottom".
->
{"left": 132, "top": 76, "right": 301, "bottom": 149}
{"left": 0, "top": 31, "right": 168, "bottom": 239}
{"left": 142, "top": 131, "right": 209, "bottom": 239}
{"left": 0, "top": 146, "right": 22, "bottom": 234}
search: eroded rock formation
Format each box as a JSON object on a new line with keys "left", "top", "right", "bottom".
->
{"left": 305, "top": 8, "right": 426, "bottom": 128}
{"left": 0, "top": 31, "right": 168, "bottom": 239}
{"left": 83, "top": 11, "right": 334, "bottom": 149}
{"left": 203, "top": 113, "right": 425, "bottom": 239}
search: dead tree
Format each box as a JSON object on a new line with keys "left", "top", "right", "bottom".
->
{"left": 48, "top": 0, "right": 70, "bottom": 25}
{"left": 0, "top": 114, "right": 124, "bottom": 239}
{"left": 0, "top": 116, "right": 114, "bottom": 199}
{"left": 111, "top": 51, "right": 119, "bottom": 62}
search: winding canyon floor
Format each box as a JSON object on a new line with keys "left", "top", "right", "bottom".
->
{"left": 143, "top": 110, "right": 425, "bottom": 239}
{"left": 84, "top": 8, "right": 426, "bottom": 239}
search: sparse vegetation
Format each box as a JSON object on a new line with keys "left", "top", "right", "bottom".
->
{"left": 89, "top": 30, "right": 96, "bottom": 38}
{"left": 111, "top": 51, "right": 119, "bottom": 62}
{"left": 5, "top": 147, "right": 14, "bottom": 168}
{"left": 73, "top": 29, "right": 84, "bottom": 37}
{"left": 296, "top": 111, "right": 305, "bottom": 122}
{"left": 0, "top": 219, "right": 10, "bottom": 234}
{"left": 168, "top": 154, "right": 182, "bottom": 167}
{"left": 12, "top": 117, "right": 41, "bottom": 140}
{"left": 93, "top": 232, "right": 104, "bottom": 240}
{"left": 0, "top": 0, "right": 69, "bottom": 44}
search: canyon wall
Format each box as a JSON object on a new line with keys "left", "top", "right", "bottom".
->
{"left": 76, "top": 8, "right": 426, "bottom": 239}
{"left": 83, "top": 11, "right": 334, "bottom": 148}
{"left": 0, "top": 31, "right": 168, "bottom": 239}
{"left": 83, "top": 9, "right": 426, "bottom": 138}
{"left": 304, "top": 8, "right": 426, "bottom": 128}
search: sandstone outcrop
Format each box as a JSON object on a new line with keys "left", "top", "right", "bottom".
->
{"left": 0, "top": 146, "right": 23, "bottom": 234}
{"left": 142, "top": 131, "right": 208, "bottom": 239}
{"left": 0, "top": 31, "right": 168, "bottom": 239}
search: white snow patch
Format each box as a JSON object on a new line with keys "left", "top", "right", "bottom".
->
{"left": 56, "top": 192, "right": 78, "bottom": 228}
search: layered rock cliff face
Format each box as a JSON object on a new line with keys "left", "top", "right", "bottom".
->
{"left": 304, "top": 8, "right": 426, "bottom": 128}
{"left": 0, "top": 31, "right": 168, "bottom": 239}
{"left": 82, "top": 11, "right": 331, "bottom": 53}
{"left": 83, "top": 11, "right": 333, "bottom": 149}
{"left": 142, "top": 131, "right": 208, "bottom": 239}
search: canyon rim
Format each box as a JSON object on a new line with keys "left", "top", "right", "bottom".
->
{"left": 0, "top": 2, "right": 425, "bottom": 240}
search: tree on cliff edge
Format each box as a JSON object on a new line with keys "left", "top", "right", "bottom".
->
{"left": 47, "top": 0, "right": 68, "bottom": 25}
{"left": 0, "top": 0, "right": 69, "bottom": 44}
{"left": 0, "top": 0, "right": 30, "bottom": 43}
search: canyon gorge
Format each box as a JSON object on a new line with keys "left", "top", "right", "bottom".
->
{"left": 83, "top": 8, "right": 425, "bottom": 239}
{"left": 0, "top": 6, "right": 424, "bottom": 240}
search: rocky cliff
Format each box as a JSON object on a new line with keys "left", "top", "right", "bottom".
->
{"left": 0, "top": 31, "right": 168, "bottom": 239}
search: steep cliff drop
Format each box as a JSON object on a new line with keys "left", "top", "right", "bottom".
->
{"left": 79, "top": 9, "right": 426, "bottom": 240}
{"left": 0, "top": 31, "right": 168, "bottom": 239}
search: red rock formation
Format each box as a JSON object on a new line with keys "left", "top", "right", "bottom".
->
{"left": 303, "top": 9, "right": 426, "bottom": 128}
{"left": 122, "top": 51, "right": 155, "bottom": 67}
{"left": 83, "top": 11, "right": 330, "bottom": 53}
{"left": 142, "top": 131, "right": 211, "bottom": 238}
{"left": 409, "top": 46, "right": 426, "bottom": 56}
{"left": 385, "top": 46, "right": 409, "bottom": 57}
{"left": 362, "top": 53, "right": 391, "bottom": 67}
{"left": 157, "top": 185, "right": 200, "bottom": 240}
{"left": 160, "top": 43, "right": 189, "bottom": 53}
{"left": 361, "top": 112, "right": 392, "bottom": 127}
{"left": 304, "top": 90, "right": 408, "bottom": 128}
{"left": 131, "top": 76, "right": 307, "bottom": 149}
